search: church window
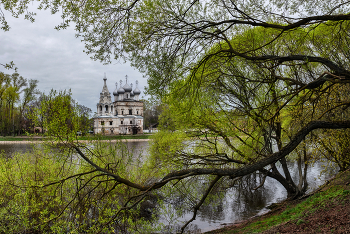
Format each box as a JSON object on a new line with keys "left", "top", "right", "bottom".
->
{"left": 100, "top": 106, "right": 102, "bottom": 111}
{"left": 105, "top": 105, "right": 108, "bottom": 112}
{"left": 121, "top": 121, "right": 123, "bottom": 124}
{"left": 129, "top": 109, "right": 132, "bottom": 115}
{"left": 110, "top": 121, "right": 113, "bottom": 125}
{"left": 137, "top": 110, "right": 139, "bottom": 115}
{"left": 130, "top": 120, "right": 132, "bottom": 124}
{"left": 101, "top": 121, "right": 105, "bottom": 125}
{"left": 122, "top": 110, "right": 124, "bottom": 115}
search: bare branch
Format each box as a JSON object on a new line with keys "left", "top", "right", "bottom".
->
{"left": 180, "top": 175, "right": 222, "bottom": 233}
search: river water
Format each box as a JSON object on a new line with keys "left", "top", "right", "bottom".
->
{"left": 0, "top": 141, "right": 337, "bottom": 233}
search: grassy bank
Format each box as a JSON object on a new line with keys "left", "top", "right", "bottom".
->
{"left": 206, "top": 169, "right": 350, "bottom": 234}
{"left": 0, "top": 134, "right": 152, "bottom": 141}
{"left": 78, "top": 134, "right": 152, "bottom": 140}
{"left": 0, "top": 136, "right": 41, "bottom": 141}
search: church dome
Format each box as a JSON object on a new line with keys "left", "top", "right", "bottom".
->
{"left": 133, "top": 80, "right": 141, "bottom": 95}
{"left": 123, "top": 83, "right": 132, "bottom": 92}
{"left": 117, "top": 80, "right": 125, "bottom": 94}
{"left": 133, "top": 87, "right": 141, "bottom": 95}
{"left": 117, "top": 87, "right": 125, "bottom": 94}
{"left": 122, "top": 75, "right": 132, "bottom": 92}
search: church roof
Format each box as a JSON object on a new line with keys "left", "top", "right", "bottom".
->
{"left": 117, "top": 80, "right": 125, "bottom": 94}
{"left": 122, "top": 75, "right": 132, "bottom": 92}
{"left": 133, "top": 88, "right": 141, "bottom": 95}
{"left": 113, "top": 82, "right": 119, "bottom": 95}
{"left": 133, "top": 80, "right": 141, "bottom": 95}
{"left": 99, "top": 74, "right": 112, "bottom": 103}
{"left": 123, "top": 84, "right": 132, "bottom": 92}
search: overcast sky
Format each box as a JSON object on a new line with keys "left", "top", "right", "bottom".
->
{"left": 0, "top": 8, "right": 147, "bottom": 112}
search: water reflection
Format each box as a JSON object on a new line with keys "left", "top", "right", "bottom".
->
{"left": 160, "top": 160, "right": 336, "bottom": 233}
{"left": 0, "top": 142, "right": 336, "bottom": 233}
{"left": 125, "top": 141, "right": 149, "bottom": 158}
{"left": 232, "top": 173, "right": 269, "bottom": 220}
{"left": 0, "top": 143, "right": 33, "bottom": 156}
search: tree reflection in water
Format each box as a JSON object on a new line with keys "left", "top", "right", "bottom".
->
{"left": 156, "top": 172, "right": 269, "bottom": 233}
{"left": 0, "top": 143, "right": 337, "bottom": 233}
{"left": 231, "top": 172, "right": 269, "bottom": 220}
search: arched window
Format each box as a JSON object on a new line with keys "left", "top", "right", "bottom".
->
{"left": 105, "top": 105, "right": 108, "bottom": 112}
{"left": 100, "top": 106, "right": 102, "bottom": 111}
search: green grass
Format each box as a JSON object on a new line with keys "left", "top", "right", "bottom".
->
{"left": 0, "top": 134, "right": 152, "bottom": 141}
{"left": 225, "top": 186, "right": 348, "bottom": 234}
{"left": 0, "top": 136, "right": 41, "bottom": 141}
{"left": 78, "top": 134, "right": 152, "bottom": 140}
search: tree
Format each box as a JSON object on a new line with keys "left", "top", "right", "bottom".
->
{"left": 0, "top": 72, "right": 10, "bottom": 135}
{"left": 75, "top": 102, "right": 93, "bottom": 133}
{"left": 30, "top": 89, "right": 92, "bottom": 137}
{"left": 18, "top": 78, "right": 39, "bottom": 134}
{"left": 141, "top": 98, "right": 162, "bottom": 130}
{"left": 310, "top": 84, "right": 350, "bottom": 172}
{"left": 2, "top": 0, "right": 350, "bottom": 232}
{"left": 0, "top": 72, "right": 34, "bottom": 136}
{"left": 26, "top": 92, "right": 48, "bottom": 134}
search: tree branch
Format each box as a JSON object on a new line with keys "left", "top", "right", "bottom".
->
{"left": 180, "top": 175, "right": 222, "bottom": 233}
{"left": 162, "top": 121, "right": 350, "bottom": 180}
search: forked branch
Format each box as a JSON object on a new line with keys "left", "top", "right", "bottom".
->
{"left": 180, "top": 175, "right": 222, "bottom": 234}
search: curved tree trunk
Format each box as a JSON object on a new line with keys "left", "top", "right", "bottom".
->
{"left": 258, "top": 121, "right": 309, "bottom": 199}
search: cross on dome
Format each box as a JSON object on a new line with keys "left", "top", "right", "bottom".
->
{"left": 133, "top": 80, "right": 141, "bottom": 95}
{"left": 122, "top": 75, "right": 132, "bottom": 92}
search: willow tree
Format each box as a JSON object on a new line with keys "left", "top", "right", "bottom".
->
{"left": 2, "top": 0, "right": 350, "bottom": 232}
{"left": 0, "top": 72, "right": 34, "bottom": 136}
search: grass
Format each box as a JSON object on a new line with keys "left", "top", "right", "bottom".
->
{"left": 0, "top": 136, "right": 33, "bottom": 141}
{"left": 0, "top": 134, "right": 153, "bottom": 141}
{"left": 78, "top": 134, "right": 152, "bottom": 140}
{"left": 220, "top": 185, "right": 349, "bottom": 234}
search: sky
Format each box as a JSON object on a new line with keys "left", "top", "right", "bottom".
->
{"left": 0, "top": 7, "right": 148, "bottom": 112}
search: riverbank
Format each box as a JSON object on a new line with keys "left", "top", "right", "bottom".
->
{"left": 205, "top": 169, "right": 350, "bottom": 233}
{"left": 0, "top": 134, "right": 152, "bottom": 143}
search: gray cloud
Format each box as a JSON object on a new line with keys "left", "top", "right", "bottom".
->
{"left": 0, "top": 8, "right": 148, "bottom": 113}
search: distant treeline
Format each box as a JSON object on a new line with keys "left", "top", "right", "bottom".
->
{"left": 0, "top": 72, "right": 92, "bottom": 136}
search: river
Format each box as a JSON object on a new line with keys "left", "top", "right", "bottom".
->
{"left": 0, "top": 141, "right": 337, "bottom": 233}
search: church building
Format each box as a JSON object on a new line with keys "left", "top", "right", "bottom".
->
{"left": 93, "top": 74, "right": 144, "bottom": 135}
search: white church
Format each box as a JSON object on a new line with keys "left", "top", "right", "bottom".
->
{"left": 93, "top": 74, "right": 144, "bottom": 135}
